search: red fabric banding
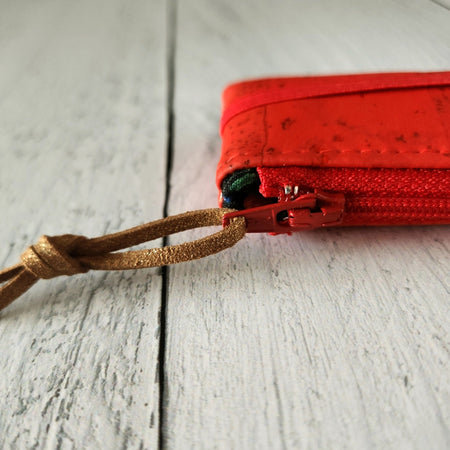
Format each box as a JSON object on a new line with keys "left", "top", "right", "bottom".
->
{"left": 217, "top": 72, "right": 450, "bottom": 191}
{"left": 220, "top": 71, "right": 450, "bottom": 134}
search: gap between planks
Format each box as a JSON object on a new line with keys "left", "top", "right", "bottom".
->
{"left": 159, "top": 0, "right": 178, "bottom": 448}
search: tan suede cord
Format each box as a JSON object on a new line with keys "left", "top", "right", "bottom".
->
{"left": 0, "top": 208, "right": 246, "bottom": 312}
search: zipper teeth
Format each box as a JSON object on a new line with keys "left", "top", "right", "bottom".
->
{"left": 347, "top": 197, "right": 450, "bottom": 213}
{"left": 258, "top": 167, "right": 450, "bottom": 200}
{"left": 257, "top": 167, "right": 450, "bottom": 225}
{"left": 343, "top": 197, "right": 450, "bottom": 225}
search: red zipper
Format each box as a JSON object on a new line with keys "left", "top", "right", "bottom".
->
{"left": 222, "top": 166, "right": 450, "bottom": 232}
{"left": 339, "top": 196, "right": 450, "bottom": 226}
{"left": 222, "top": 191, "right": 346, "bottom": 233}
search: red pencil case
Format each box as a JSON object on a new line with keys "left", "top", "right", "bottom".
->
{"left": 217, "top": 72, "right": 450, "bottom": 233}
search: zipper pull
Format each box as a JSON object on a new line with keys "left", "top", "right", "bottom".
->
{"left": 222, "top": 190, "right": 346, "bottom": 234}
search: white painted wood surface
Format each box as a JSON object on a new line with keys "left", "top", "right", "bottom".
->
{"left": 0, "top": 0, "right": 449, "bottom": 449}
{"left": 166, "top": 0, "right": 450, "bottom": 449}
{"left": 0, "top": 0, "right": 168, "bottom": 448}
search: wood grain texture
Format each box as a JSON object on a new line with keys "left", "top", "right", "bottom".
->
{"left": 165, "top": 0, "right": 450, "bottom": 449}
{"left": 0, "top": 0, "right": 168, "bottom": 448}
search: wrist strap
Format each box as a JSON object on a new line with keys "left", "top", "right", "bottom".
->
{"left": 0, "top": 208, "right": 246, "bottom": 312}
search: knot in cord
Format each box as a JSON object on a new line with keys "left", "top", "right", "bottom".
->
{"left": 0, "top": 208, "right": 246, "bottom": 313}
{"left": 20, "top": 235, "right": 89, "bottom": 279}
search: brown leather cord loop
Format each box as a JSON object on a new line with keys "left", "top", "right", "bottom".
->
{"left": 0, "top": 208, "right": 246, "bottom": 313}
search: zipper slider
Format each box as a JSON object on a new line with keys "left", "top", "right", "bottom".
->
{"left": 222, "top": 190, "right": 345, "bottom": 234}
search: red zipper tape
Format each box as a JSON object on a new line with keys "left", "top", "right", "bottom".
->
{"left": 257, "top": 166, "right": 450, "bottom": 229}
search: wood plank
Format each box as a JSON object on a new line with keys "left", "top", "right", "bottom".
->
{"left": 0, "top": 0, "right": 168, "bottom": 448}
{"left": 165, "top": 0, "right": 450, "bottom": 448}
